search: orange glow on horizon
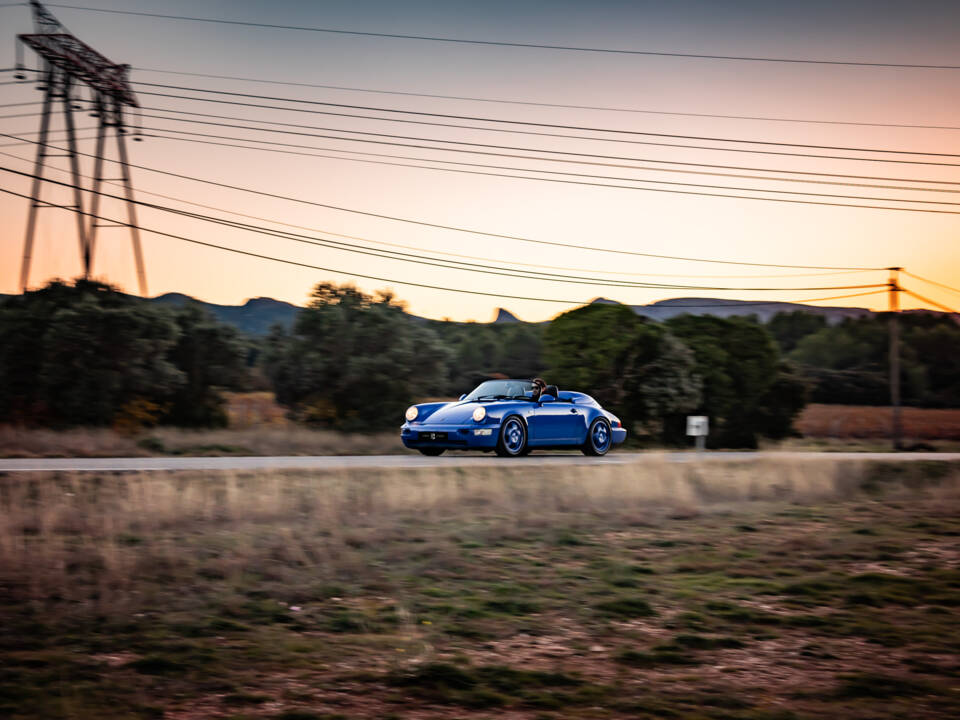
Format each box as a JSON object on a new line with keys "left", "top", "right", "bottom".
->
{"left": 1, "top": 0, "right": 959, "bottom": 322}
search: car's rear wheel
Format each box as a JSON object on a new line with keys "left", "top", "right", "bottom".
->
{"left": 418, "top": 448, "right": 445, "bottom": 457}
{"left": 582, "top": 418, "right": 612, "bottom": 456}
{"left": 495, "top": 416, "right": 527, "bottom": 457}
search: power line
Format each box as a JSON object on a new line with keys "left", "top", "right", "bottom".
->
{"left": 0, "top": 146, "right": 876, "bottom": 281}
{"left": 134, "top": 82, "right": 960, "bottom": 160}
{"left": 1, "top": 176, "right": 897, "bottom": 314}
{"left": 0, "top": 112, "right": 46, "bottom": 121}
{"left": 44, "top": 4, "right": 960, "bottom": 70}
{"left": 141, "top": 116, "right": 960, "bottom": 205}
{"left": 0, "top": 132, "right": 100, "bottom": 148}
{"left": 16, "top": 65, "right": 960, "bottom": 133}
{"left": 138, "top": 105, "right": 960, "bottom": 191}
{"left": 902, "top": 288, "right": 959, "bottom": 314}
{"left": 0, "top": 164, "right": 891, "bottom": 293}
{"left": 0, "top": 102, "right": 42, "bottom": 109}
{"left": 144, "top": 126, "right": 960, "bottom": 215}
{"left": 128, "top": 67, "right": 960, "bottom": 132}
{"left": 15, "top": 96, "right": 960, "bottom": 188}
{"left": 0, "top": 181, "right": 594, "bottom": 305}
{"left": 130, "top": 88, "right": 960, "bottom": 167}
{"left": 902, "top": 271, "right": 960, "bottom": 297}
{"left": 0, "top": 129, "right": 887, "bottom": 271}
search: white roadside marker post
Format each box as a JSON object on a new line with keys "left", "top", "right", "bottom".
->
{"left": 686, "top": 415, "right": 709, "bottom": 453}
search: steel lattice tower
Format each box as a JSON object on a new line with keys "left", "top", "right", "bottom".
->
{"left": 14, "top": 0, "right": 147, "bottom": 295}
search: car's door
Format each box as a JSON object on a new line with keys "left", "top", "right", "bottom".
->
{"left": 530, "top": 398, "right": 583, "bottom": 444}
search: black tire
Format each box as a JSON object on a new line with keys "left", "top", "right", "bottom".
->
{"left": 418, "top": 448, "right": 445, "bottom": 457}
{"left": 495, "top": 416, "right": 527, "bottom": 457}
{"left": 582, "top": 417, "right": 612, "bottom": 456}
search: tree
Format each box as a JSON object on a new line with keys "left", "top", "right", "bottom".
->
{"left": 908, "top": 323, "right": 960, "bottom": 407}
{"left": 789, "top": 315, "right": 927, "bottom": 406}
{"left": 496, "top": 323, "right": 543, "bottom": 380}
{"left": 544, "top": 304, "right": 702, "bottom": 435}
{"left": 264, "top": 283, "right": 448, "bottom": 430}
{"left": 666, "top": 314, "right": 805, "bottom": 447}
{"left": 0, "top": 279, "right": 183, "bottom": 426}
{"left": 165, "top": 304, "right": 247, "bottom": 427}
{"left": 767, "top": 311, "right": 828, "bottom": 354}
{"left": 0, "top": 279, "right": 250, "bottom": 428}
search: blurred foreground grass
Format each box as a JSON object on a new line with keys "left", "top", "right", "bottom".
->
{"left": 1, "top": 458, "right": 959, "bottom": 719}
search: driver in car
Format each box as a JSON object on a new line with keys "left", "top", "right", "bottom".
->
{"left": 530, "top": 377, "right": 547, "bottom": 401}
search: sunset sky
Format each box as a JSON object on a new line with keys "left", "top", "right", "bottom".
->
{"left": 1, "top": 0, "right": 959, "bottom": 321}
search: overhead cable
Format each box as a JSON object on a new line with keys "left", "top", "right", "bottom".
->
{"left": 902, "top": 288, "right": 959, "bottom": 314}
{"left": 138, "top": 106, "right": 960, "bottom": 191}
{"left": 0, "top": 165, "right": 891, "bottom": 293}
{"left": 127, "top": 67, "right": 960, "bottom": 131}
{"left": 43, "top": 5, "right": 960, "bottom": 69}
{"left": 902, "top": 271, "right": 960, "bottom": 297}
{"left": 140, "top": 121, "right": 960, "bottom": 207}
{"left": 0, "top": 130, "right": 886, "bottom": 270}
{"left": 0, "top": 146, "right": 877, "bottom": 281}
{"left": 133, "top": 82, "right": 960, "bottom": 160}
{"left": 144, "top": 128, "right": 960, "bottom": 216}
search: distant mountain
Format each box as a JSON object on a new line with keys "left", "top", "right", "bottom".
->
{"left": 493, "top": 308, "right": 520, "bottom": 323}
{"left": 7, "top": 290, "right": 945, "bottom": 336}
{"left": 599, "top": 297, "right": 876, "bottom": 324}
{"left": 150, "top": 293, "right": 299, "bottom": 335}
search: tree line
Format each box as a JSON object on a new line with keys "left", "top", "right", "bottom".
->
{"left": 2, "top": 280, "right": 957, "bottom": 445}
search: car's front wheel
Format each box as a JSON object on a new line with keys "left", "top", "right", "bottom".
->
{"left": 418, "top": 448, "right": 445, "bottom": 457}
{"left": 582, "top": 418, "right": 612, "bottom": 456}
{"left": 495, "top": 416, "right": 527, "bottom": 457}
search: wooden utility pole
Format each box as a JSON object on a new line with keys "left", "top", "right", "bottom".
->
{"left": 888, "top": 267, "right": 902, "bottom": 450}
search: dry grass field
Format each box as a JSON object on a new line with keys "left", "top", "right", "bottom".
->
{"left": 1, "top": 458, "right": 959, "bottom": 719}
{"left": 3, "top": 395, "right": 958, "bottom": 459}
{"left": 796, "top": 405, "right": 960, "bottom": 442}
{"left": 0, "top": 425, "right": 407, "bottom": 459}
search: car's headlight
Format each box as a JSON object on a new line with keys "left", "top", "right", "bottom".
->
{"left": 405, "top": 406, "right": 419, "bottom": 422}
{"left": 472, "top": 406, "right": 486, "bottom": 422}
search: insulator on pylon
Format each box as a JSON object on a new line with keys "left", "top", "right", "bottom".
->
{"left": 14, "top": 64, "right": 27, "bottom": 80}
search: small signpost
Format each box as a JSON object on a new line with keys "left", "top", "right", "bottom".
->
{"left": 686, "top": 415, "right": 709, "bottom": 452}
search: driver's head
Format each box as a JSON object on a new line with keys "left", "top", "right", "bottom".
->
{"left": 531, "top": 377, "right": 546, "bottom": 397}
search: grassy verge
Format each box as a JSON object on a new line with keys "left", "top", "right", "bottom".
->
{"left": 0, "top": 425, "right": 408, "bottom": 458}
{"left": 1, "top": 459, "right": 959, "bottom": 718}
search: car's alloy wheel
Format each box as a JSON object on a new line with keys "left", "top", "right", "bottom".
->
{"left": 582, "top": 418, "right": 612, "bottom": 456}
{"left": 418, "top": 448, "right": 445, "bottom": 456}
{"left": 496, "top": 416, "right": 527, "bottom": 457}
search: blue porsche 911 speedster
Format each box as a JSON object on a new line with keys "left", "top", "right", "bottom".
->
{"left": 401, "top": 379, "right": 627, "bottom": 457}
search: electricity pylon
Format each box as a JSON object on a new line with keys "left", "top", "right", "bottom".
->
{"left": 14, "top": 0, "right": 147, "bottom": 295}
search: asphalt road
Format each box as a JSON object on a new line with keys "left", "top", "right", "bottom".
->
{"left": 1, "top": 451, "right": 957, "bottom": 472}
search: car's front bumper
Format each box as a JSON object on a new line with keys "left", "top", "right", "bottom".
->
{"left": 401, "top": 421, "right": 501, "bottom": 450}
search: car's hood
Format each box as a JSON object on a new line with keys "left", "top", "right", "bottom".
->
{"left": 423, "top": 402, "right": 480, "bottom": 425}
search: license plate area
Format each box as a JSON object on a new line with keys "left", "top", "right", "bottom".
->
{"left": 419, "top": 431, "right": 448, "bottom": 441}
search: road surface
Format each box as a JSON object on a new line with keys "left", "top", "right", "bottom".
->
{"left": 0, "top": 451, "right": 957, "bottom": 472}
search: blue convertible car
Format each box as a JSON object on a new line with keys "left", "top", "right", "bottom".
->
{"left": 401, "top": 379, "right": 627, "bottom": 457}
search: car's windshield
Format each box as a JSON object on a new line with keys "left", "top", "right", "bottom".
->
{"left": 463, "top": 379, "right": 534, "bottom": 401}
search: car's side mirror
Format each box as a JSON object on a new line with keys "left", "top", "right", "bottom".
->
{"left": 539, "top": 394, "right": 555, "bottom": 404}
{"left": 459, "top": 394, "right": 466, "bottom": 401}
